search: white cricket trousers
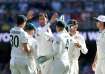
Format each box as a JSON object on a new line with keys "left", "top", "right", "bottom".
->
{"left": 95, "top": 59, "right": 105, "bottom": 74}
{"left": 40, "top": 59, "right": 53, "bottom": 74}
{"left": 69, "top": 60, "right": 79, "bottom": 74}
{"left": 10, "top": 63, "right": 36, "bottom": 74}
{"left": 48, "top": 58, "right": 69, "bottom": 74}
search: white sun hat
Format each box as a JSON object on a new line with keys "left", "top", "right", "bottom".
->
{"left": 96, "top": 15, "right": 105, "bottom": 22}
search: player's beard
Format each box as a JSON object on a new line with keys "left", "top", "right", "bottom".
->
{"left": 40, "top": 24, "right": 45, "bottom": 27}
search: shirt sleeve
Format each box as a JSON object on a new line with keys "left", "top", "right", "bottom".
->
{"left": 79, "top": 35, "right": 88, "bottom": 54}
{"left": 20, "top": 31, "right": 28, "bottom": 43}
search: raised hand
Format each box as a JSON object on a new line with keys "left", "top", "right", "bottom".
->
{"left": 50, "top": 12, "right": 58, "bottom": 23}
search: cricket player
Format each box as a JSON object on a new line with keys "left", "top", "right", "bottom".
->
{"left": 35, "top": 12, "right": 57, "bottom": 74}
{"left": 24, "top": 23, "right": 38, "bottom": 74}
{"left": 68, "top": 20, "right": 88, "bottom": 74}
{"left": 92, "top": 15, "right": 105, "bottom": 74}
{"left": 10, "top": 15, "right": 32, "bottom": 74}
{"left": 48, "top": 20, "right": 74, "bottom": 74}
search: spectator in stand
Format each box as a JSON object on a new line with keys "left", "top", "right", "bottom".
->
{"left": 51, "top": 0, "right": 62, "bottom": 12}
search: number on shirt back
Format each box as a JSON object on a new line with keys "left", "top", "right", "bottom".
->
{"left": 65, "top": 39, "right": 69, "bottom": 50}
{"left": 10, "top": 35, "right": 19, "bottom": 48}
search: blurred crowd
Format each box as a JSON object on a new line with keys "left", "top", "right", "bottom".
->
{"left": 0, "top": 0, "right": 105, "bottom": 30}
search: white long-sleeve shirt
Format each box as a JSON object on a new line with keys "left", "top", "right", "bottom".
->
{"left": 28, "top": 36, "right": 38, "bottom": 61}
{"left": 52, "top": 31, "right": 74, "bottom": 65}
{"left": 96, "top": 29, "right": 105, "bottom": 59}
{"left": 27, "top": 36, "right": 38, "bottom": 73}
{"left": 69, "top": 31, "right": 88, "bottom": 60}
{"left": 35, "top": 23, "right": 53, "bottom": 57}
{"left": 10, "top": 27, "right": 29, "bottom": 64}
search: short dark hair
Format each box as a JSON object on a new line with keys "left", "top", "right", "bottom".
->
{"left": 68, "top": 19, "right": 78, "bottom": 28}
{"left": 16, "top": 15, "right": 27, "bottom": 25}
{"left": 56, "top": 21, "right": 65, "bottom": 28}
{"left": 39, "top": 12, "right": 48, "bottom": 19}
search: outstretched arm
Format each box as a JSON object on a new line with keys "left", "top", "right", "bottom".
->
{"left": 92, "top": 51, "right": 97, "bottom": 72}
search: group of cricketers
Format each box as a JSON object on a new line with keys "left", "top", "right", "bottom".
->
{"left": 9, "top": 11, "right": 105, "bottom": 74}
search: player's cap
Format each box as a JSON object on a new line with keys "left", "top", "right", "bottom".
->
{"left": 95, "top": 15, "right": 105, "bottom": 22}
{"left": 25, "top": 23, "right": 36, "bottom": 30}
{"left": 56, "top": 20, "right": 66, "bottom": 28}
{"left": 68, "top": 19, "right": 78, "bottom": 27}
{"left": 17, "top": 15, "right": 27, "bottom": 25}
